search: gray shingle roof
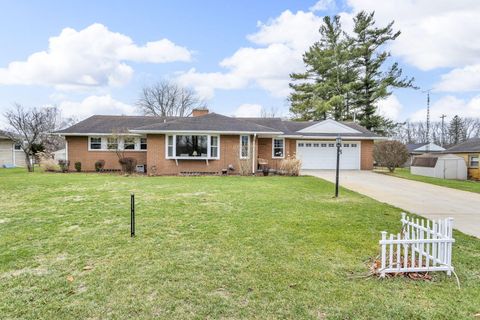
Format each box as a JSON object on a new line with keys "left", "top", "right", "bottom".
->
{"left": 406, "top": 143, "right": 428, "bottom": 153}
{"left": 55, "top": 115, "right": 178, "bottom": 134}
{"left": 56, "top": 113, "right": 381, "bottom": 138}
{"left": 445, "top": 138, "right": 480, "bottom": 153}
{"left": 132, "top": 113, "right": 281, "bottom": 133}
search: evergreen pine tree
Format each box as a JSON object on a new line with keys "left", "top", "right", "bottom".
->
{"left": 350, "top": 11, "right": 416, "bottom": 131}
{"left": 289, "top": 16, "right": 356, "bottom": 121}
{"left": 448, "top": 115, "right": 466, "bottom": 145}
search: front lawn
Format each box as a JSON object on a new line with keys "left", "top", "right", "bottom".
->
{"left": 0, "top": 168, "right": 479, "bottom": 319}
{"left": 377, "top": 167, "right": 480, "bottom": 194}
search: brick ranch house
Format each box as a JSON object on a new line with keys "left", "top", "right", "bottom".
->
{"left": 56, "top": 109, "right": 385, "bottom": 175}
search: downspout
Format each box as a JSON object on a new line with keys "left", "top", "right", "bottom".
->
{"left": 252, "top": 133, "right": 257, "bottom": 175}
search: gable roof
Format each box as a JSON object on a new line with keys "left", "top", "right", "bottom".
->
{"left": 131, "top": 113, "right": 281, "bottom": 134}
{"left": 407, "top": 142, "right": 445, "bottom": 153}
{"left": 445, "top": 138, "right": 480, "bottom": 153}
{"left": 56, "top": 113, "right": 383, "bottom": 138}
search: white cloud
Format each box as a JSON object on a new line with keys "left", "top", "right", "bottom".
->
{"left": 345, "top": 0, "right": 480, "bottom": 70}
{"left": 177, "top": 10, "right": 322, "bottom": 99}
{"left": 58, "top": 95, "right": 135, "bottom": 120}
{"left": 377, "top": 95, "right": 403, "bottom": 121}
{"left": 309, "top": 0, "right": 335, "bottom": 12}
{"left": 0, "top": 23, "right": 192, "bottom": 90}
{"left": 233, "top": 104, "right": 263, "bottom": 117}
{"left": 409, "top": 95, "right": 480, "bottom": 121}
{"left": 434, "top": 64, "right": 480, "bottom": 92}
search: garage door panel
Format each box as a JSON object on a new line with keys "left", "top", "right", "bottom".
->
{"left": 297, "top": 141, "right": 360, "bottom": 170}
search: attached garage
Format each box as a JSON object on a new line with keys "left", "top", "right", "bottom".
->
{"left": 296, "top": 140, "right": 361, "bottom": 170}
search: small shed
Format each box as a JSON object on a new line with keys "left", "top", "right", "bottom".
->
{"left": 411, "top": 153, "right": 467, "bottom": 180}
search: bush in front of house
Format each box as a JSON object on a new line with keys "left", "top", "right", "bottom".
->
{"left": 74, "top": 162, "right": 81, "bottom": 172}
{"left": 38, "top": 152, "right": 58, "bottom": 172}
{"left": 119, "top": 157, "right": 137, "bottom": 174}
{"left": 280, "top": 156, "right": 302, "bottom": 176}
{"left": 95, "top": 160, "right": 105, "bottom": 172}
{"left": 58, "top": 160, "right": 70, "bottom": 173}
{"left": 373, "top": 140, "right": 409, "bottom": 173}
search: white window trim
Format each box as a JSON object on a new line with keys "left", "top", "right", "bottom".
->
{"left": 240, "top": 135, "right": 250, "bottom": 159}
{"left": 88, "top": 136, "right": 147, "bottom": 152}
{"left": 469, "top": 154, "right": 479, "bottom": 168}
{"left": 272, "top": 137, "right": 285, "bottom": 159}
{"left": 165, "top": 134, "right": 220, "bottom": 160}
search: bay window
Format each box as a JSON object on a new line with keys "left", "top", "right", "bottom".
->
{"left": 240, "top": 135, "right": 250, "bottom": 159}
{"left": 272, "top": 137, "right": 284, "bottom": 158}
{"left": 166, "top": 134, "right": 220, "bottom": 159}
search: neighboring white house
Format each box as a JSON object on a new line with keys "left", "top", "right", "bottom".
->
{"left": 411, "top": 153, "right": 467, "bottom": 180}
{"left": 52, "top": 148, "right": 67, "bottom": 161}
{"left": 0, "top": 132, "right": 26, "bottom": 167}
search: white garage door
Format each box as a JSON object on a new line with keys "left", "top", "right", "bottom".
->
{"left": 296, "top": 141, "right": 361, "bottom": 170}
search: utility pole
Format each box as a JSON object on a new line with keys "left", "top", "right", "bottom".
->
{"left": 422, "top": 89, "right": 432, "bottom": 152}
{"left": 440, "top": 114, "right": 447, "bottom": 147}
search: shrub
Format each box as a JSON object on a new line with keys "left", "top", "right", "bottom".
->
{"left": 373, "top": 140, "right": 409, "bottom": 173}
{"left": 280, "top": 156, "right": 302, "bottom": 176}
{"left": 58, "top": 160, "right": 70, "bottom": 173}
{"left": 119, "top": 157, "right": 137, "bottom": 174}
{"left": 38, "top": 152, "right": 58, "bottom": 172}
{"left": 74, "top": 162, "right": 82, "bottom": 172}
{"left": 95, "top": 160, "right": 105, "bottom": 172}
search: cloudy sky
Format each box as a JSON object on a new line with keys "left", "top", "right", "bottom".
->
{"left": 1, "top": 0, "right": 479, "bottom": 124}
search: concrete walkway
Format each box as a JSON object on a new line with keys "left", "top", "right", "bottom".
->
{"left": 303, "top": 170, "right": 480, "bottom": 238}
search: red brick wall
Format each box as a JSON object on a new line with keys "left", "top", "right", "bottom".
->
{"left": 66, "top": 136, "right": 147, "bottom": 171}
{"left": 361, "top": 140, "right": 374, "bottom": 170}
{"left": 257, "top": 138, "right": 296, "bottom": 170}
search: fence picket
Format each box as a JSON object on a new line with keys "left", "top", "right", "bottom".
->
{"left": 378, "top": 213, "right": 454, "bottom": 276}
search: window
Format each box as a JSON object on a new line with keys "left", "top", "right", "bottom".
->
{"left": 90, "top": 137, "right": 102, "bottom": 150}
{"left": 123, "top": 137, "right": 135, "bottom": 150}
{"left": 273, "top": 138, "right": 284, "bottom": 158}
{"left": 14, "top": 143, "right": 22, "bottom": 150}
{"left": 210, "top": 136, "right": 219, "bottom": 158}
{"left": 107, "top": 137, "right": 118, "bottom": 150}
{"left": 298, "top": 143, "right": 304, "bottom": 147}
{"left": 176, "top": 135, "right": 208, "bottom": 157}
{"left": 328, "top": 143, "right": 334, "bottom": 147}
{"left": 344, "top": 143, "right": 350, "bottom": 147}
{"left": 140, "top": 138, "right": 147, "bottom": 150}
{"left": 240, "top": 135, "right": 250, "bottom": 159}
{"left": 313, "top": 143, "right": 319, "bottom": 147}
{"left": 351, "top": 143, "right": 357, "bottom": 148}
{"left": 306, "top": 143, "right": 312, "bottom": 147}
{"left": 469, "top": 155, "right": 479, "bottom": 168}
{"left": 167, "top": 135, "right": 174, "bottom": 157}
{"left": 321, "top": 143, "right": 327, "bottom": 147}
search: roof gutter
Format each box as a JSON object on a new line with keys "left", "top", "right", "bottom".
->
{"left": 129, "top": 129, "right": 283, "bottom": 135}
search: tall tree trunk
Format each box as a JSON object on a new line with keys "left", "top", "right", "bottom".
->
{"left": 25, "top": 153, "right": 33, "bottom": 172}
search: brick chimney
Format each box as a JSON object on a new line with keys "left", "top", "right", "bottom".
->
{"left": 192, "top": 108, "right": 209, "bottom": 117}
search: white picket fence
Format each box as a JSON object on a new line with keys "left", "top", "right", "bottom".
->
{"left": 378, "top": 213, "right": 455, "bottom": 277}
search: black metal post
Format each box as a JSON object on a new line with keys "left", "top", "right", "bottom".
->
{"left": 335, "top": 136, "right": 342, "bottom": 198}
{"left": 130, "top": 193, "right": 135, "bottom": 237}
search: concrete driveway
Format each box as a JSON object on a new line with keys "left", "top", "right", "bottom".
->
{"left": 303, "top": 170, "right": 480, "bottom": 238}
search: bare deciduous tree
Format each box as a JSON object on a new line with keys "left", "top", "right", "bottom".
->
{"left": 3, "top": 104, "right": 61, "bottom": 172}
{"left": 373, "top": 140, "right": 409, "bottom": 172}
{"left": 137, "top": 81, "right": 206, "bottom": 117}
{"left": 260, "top": 106, "right": 280, "bottom": 118}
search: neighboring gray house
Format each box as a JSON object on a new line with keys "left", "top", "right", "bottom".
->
{"left": 0, "top": 131, "right": 26, "bottom": 167}
{"left": 405, "top": 142, "right": 445, "bottom": 166}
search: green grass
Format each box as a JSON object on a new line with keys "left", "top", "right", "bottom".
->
{"left": 377, "top": 167, "right": 480, "bottom": 194}
{"left": 0, "top": 168, "right": 479, "bottom": 319}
